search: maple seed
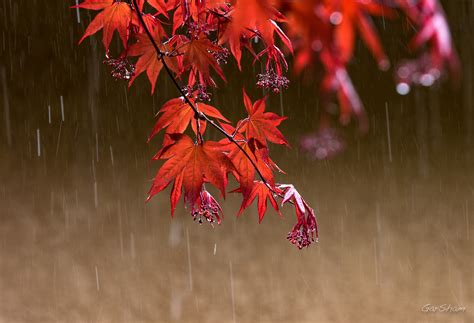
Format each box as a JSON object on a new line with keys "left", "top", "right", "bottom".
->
{"left": 287, "top": 213, "right": 318, "bottom": 249}
{"left": 187, "top": 21, "right": 212, "bottom": 38}
{"left": 191, "top": 190, "right": 223, "bottom": 225}
{"left": 182, "top": 84, "right": 212, "bottom": 102}
{"left": 256, "top": 69, "right": 289, "bottom": 93}
{"left": 195, "top": 84, "right": 212, "bottom": 102}
{"left": 278, "top": 184, "right": 319, "bottom": 249}
{"left": 104, "top": 56, "right": 135, "bottom": 80}
{"left": 211, "top": 48, "right": 230, "bottom": 65}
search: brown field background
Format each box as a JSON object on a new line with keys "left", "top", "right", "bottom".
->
{"left": 0, "top": 1, "right": 473, "bottom": 322}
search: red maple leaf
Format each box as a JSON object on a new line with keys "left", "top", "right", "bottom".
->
{"left": 171, "top": 0, "right": 227, "bottom": 34}
{"left": 219, "top": 123, "right": 278, "bottom": 198}
{"left": 147, "top": 0, "right": 170, "bottom": 17}
{"left": 219, "top": 0, "right": 291, "bottom": 68}
{"left": 131, "top": 11, "right": 167, "bottom": 37}
{"left": 135, "top": 0, "right": 172, "bottom": 17}
{"left": 174, "top": 34, "right": 227, "bottom": 86}
{"left": 234, "top": 181, "right": 281, "bottom": 223}
{"left": 127, "top": 30, "right": 178, "bottom": 93}
{"left": 148, "top": 96, "right": 230, "bottom": 140}
{"left": 75, "top": 0, "right": 133, "bottom": 50}
{"left": 238, "top": 90, "right": 288, "bottom": 147}
{"left": 148, "top": 134, "right": 235, "bottom": 214}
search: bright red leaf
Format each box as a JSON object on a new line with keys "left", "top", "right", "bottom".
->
{"left": 148, "top": 96, "right": 229, "bottom": 140}
{"left": 73, "top": 0, "right": 113, "bottom": 10}
{"left": 127, "top": 30, "right": 177, "bottom": 93}
{"left": 219, "top": 0, "right": 290, "bottom": 68}
{"left": 171, "top": 0, "right": 227, "bottom": 34}
{"left": 235, "top": 181, "right": 281, "bottom": 223}
{"left": 238, "top": 90, "right": 288, "bottom": 147}
{"left": 219, "top": 124, "right": 278, "bottom": 198}
{"left": 76, "top": 0, "right": 133, "bottom": 50}
{"left": 148, "top": 134, "right": 235, "bottom": 213}
{"left": 147, "top": 0, "right": 170, "bottom": 17}
{"left": 177, "top": 35, "right": 227, "bottom": 86}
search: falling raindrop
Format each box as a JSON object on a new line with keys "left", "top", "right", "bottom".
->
{"left": 95, "top": 132, "right": 99, "bottom": 163}
{"left": 170, "top": 290, "right": 183, "bottom": 321}
{"left": 465, "top": 200, "right": 470, "bottom": 241}
{"left": 118, "top": 202, "right": 124, "bottom": 259}
{"left": 186, "top": 228, "right": 193, "bottom": 291}
{"left": 229, "top": 261, "right": 236, "bottom": 323}
{"left": 75, "top": 0, "right": 81, "bottom": 23}
{"left": 374, "top": 238, "right": 379, "bottom": 285}
{"left": 168, "top": 221, "right": 181, "bottom": 247}
{"left": 396, "top": 82, "right": 410, "bottom": 95}
{"left": 385, "top": 103, "right": 392, "bottom": 162}
{"left": 94, "top": 266, "right": 100, "bottom": 291}
{"left": 420, "top": 73, "right": 435, "bottom": 87}
{"left": 36, "top": 128, "right": 41, "bottom": 157}
{"left": 109, "top": 145, "right": 114, "bottom": 166}
{"left": 130, "top": 232, "right": 136, "bottom": 260}
{"left": 55, "top": 122, "right": 62, "bottom": 157}
{"left": 1, "top": 66, "right": 11, "bottom": 147}
{"left": 60, "top": 95, "right": 65, "bottom": 121}
{"left": 329, "top": 11, "right": 343, "bottom": 25}
{"left": 93, "top": 181, "right": 98, "bottom": 208}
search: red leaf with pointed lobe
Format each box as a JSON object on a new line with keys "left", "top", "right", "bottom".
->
{"left": 170, "top": 170, "right": 184, "bottom": 215}
{"left": 219, "top": 124, "right": 278, "bottom": 198}
{"left": 148, "top": 0, "right": 170, "bottom": 17}
{"left": 219, "top": 0, "right": 291, "bottom": 68}
{"left": 251, "top": 138, "right": 285, "bottom": 175}
{"left": 131, "top": 12, "right": 167, "bottom": 37}
{"left": 148, "top": 97, "right": 229, "bottom": 140}
{"left": 177, "top": 35, "right": 227, "bottom": 86}
{"left": 238, "top": 90, "right": 288, "bottom": 147}
{"left": 234, "top": 181, "right": 280, "bottom": 223}
{"left": 76, "top": 0, "right": 133, "bottom": 50}
{"left": 127, "top": 30, "right": 178, "bottom": 93}
{"left": 148, "top": 134, "right": 235, "bottom": 212}
{"left": 72, "top": 0, "right": 113, "bottom": 10}
{"left": 170, "top": 0, "right": 227, "bottom": 34}
{"left": 135, "top": 0, "right": 171, "bottom": 16}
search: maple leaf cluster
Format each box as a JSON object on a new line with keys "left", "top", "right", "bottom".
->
{"left": 145, "top": 90, "right": 318, "bottom": 249}
{"left": 73, "top": 0, "right": 457, "bottom": 248}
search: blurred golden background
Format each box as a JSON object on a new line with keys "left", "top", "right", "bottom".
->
{"left": 0, "top": 1, "right": 473, "bottom": 322}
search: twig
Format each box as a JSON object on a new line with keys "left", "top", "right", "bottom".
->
{"left": 131, "top": 0, "right": 286, "bottom": 199}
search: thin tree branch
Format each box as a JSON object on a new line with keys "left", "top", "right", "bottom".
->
{"left": 131, "top": 0, "right": 286, "bottom": 199}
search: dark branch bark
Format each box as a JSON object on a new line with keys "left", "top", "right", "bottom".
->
{"left": 130, "top": 0, "right": 279, "bottom": 195}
